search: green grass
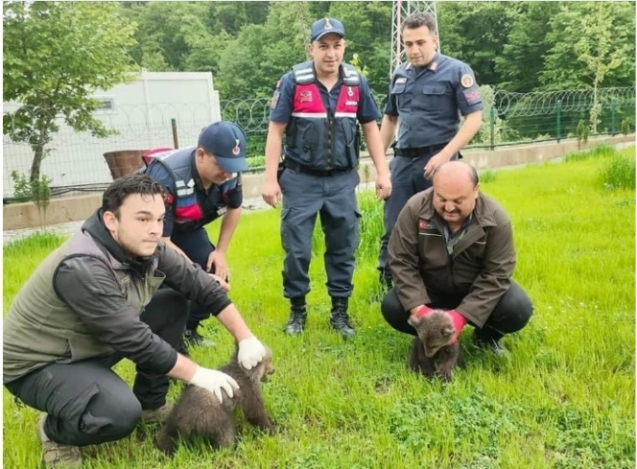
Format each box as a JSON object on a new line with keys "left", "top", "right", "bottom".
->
{"left": 3, "top": 146, "right": 635, "bottom": 468}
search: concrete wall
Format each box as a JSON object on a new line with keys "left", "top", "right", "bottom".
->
{"left": 4, "top": 134, "right": 634, "bottom": 230}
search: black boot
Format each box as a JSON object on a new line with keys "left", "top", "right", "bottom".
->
{"left": 183, "top": 322, "right": 215, "bottom": 349}
{"left": 283, "top": 297, "right": 307, "bottom": 335}
{"left": 330, "top": 297, "right": 355, "bottom": 339}
{"left": 472, "top": 327, "right": 506, "bottom": 355}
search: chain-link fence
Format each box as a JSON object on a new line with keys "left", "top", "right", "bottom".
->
{"left": 3, "top": 86, "right": 635, "bottom": 199}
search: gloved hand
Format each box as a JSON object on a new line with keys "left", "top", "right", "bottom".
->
{"left": 416, "top": 305, "right": 434, "bottom": 317}
{"left": 447, "top": 309, "right": 467, "bottom": 344}
{"left": 187, "top": 366, "right": 239, "bottom": 403}
{"left": 238, "top": 336, "right": 266, "bottom": 370}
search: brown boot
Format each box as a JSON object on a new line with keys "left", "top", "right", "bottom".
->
{"left": 140, "top": 403, "right": 173, "bottom": 424}
{"left": 38, "top": 416, "right": 82, "bottom": 468}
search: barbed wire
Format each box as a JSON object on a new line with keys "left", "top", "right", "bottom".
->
{"left": 3, "top": 86, "right": 635, "bottom": 198}
{"left": 493, "top": 87, "right": 636, "bottom": 117}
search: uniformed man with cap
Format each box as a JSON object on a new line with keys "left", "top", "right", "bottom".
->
{"left": 144, "top": 121, "right": 248, "bottom": 347}
{"left": 262, "top": 17, "right": 392, "bottom": 339}
{"left": 377, "top": 11, "right": 484, "bottom": 288}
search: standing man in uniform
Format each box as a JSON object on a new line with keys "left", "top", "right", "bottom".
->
{"left": 144, "top": 121, "right": 248, "bottom": 347}
{"left": 377, "top": 11, "right": 484, "bottom": 288}
{"left": 261, "top": 17, "right": 392, "bottom": 339}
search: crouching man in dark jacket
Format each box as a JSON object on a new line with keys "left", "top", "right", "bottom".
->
{"left": 381, "top": 161, "right": 533, "bottom": 355}
{"left": 3, "top": 174, "right": 267, "bottom": 468}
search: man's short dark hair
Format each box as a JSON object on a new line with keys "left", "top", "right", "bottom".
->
{"left": 102, "top": 174, "right": 166, "bottom": 217}
{"left": 402, "top": 12, "right": 437, "bottom": 34}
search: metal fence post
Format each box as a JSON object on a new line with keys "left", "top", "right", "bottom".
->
{"left": 556, "top": 99, "right": 562, "bottom": 143}
{"left": 171, "top": 118, "right": 179, "bottom": 149}
{"left": 489, "top": 106, "right": 495, "bottom": 151}
{"left": 610, "top": 98, "right": 617, "bottom": 136}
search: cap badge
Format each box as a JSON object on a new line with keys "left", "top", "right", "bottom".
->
{"left": 232, "top": 139, "right": 241, "bottom": 155}
{"left": 324, "top": 18, "right": 332, "bottom": 30}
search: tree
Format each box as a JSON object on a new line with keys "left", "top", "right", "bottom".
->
{"left": 541, "top": 2, "right": 635, "bottom": 132}
{"left": 495, "top": 2, "right": 560, "bottom": 92}
{"left": 437, "top": 2, "right": 518, "bottom": 86}
{"left": 215, "top": 2, "right": 309, "bottom": 100}
{"left": 3, "top": 1, "right": 138, "bottom": 183}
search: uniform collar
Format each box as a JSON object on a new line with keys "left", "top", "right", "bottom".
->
{"left": 312, "top": 62, "right": 344, "bottom": 87}
{"left": 405, "top": 52, "right": 442, "bottom": 73}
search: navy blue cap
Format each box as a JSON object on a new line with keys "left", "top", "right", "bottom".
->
{"left": 197, "top": 121, "right": 248, "bottom": 173}
{"left": 310, "top": 18, "right": 345, "bottom": 42}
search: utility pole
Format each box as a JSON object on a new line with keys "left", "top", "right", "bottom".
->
{"left": 390, "top": 1, "right": 439, "bottom": 76}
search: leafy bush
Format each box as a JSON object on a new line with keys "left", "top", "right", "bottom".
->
{"left": 602, "top": 155, "right": 635, "bottom": 191}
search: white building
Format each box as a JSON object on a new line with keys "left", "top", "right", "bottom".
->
{"left": 3, "top": 71, "right": 221, "bottom": 197}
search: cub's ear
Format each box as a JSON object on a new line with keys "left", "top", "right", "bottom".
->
{"left": 407, "top": 315, "right": 422, "bottom": 328}
{"left": 442, "top": 326, "right": 454, "bottom": 337}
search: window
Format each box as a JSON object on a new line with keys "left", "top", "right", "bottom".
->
{"left": 95, "top": 97, "right": 115, "bottom": 111}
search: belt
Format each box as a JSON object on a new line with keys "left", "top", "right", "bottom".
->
{"left": 395, "top": 143, "right": 448, "bottom": 158}
{"left": 284, "top": 160, "right": 352, "bottom": 177}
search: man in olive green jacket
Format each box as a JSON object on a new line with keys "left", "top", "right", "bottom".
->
{"left": 3, "top": 174, "right": 267, "bottom": 468}
{"left": 381, "top": 161, "right": 533, "bottom": 354}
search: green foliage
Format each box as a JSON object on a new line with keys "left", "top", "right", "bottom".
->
{"left": 438, "top": 2, "right": 519, "bottom": 86}
{"left": 495, "top": 2, "right": 560, "bottom": 92}
{"left": 620, "top": 118, "right": 631, "bottom": 136}
{"left": 9, "top": 170, "right": 53, "bottom": 226}
{"left": 479, "top": 170, "right": 497, "bottom": 184}
{"left": 215, "top": 2, "right": 309, "bottom": 100}
{"left": 576, "top": 119, "right": 590, "bottom": 149}
{"left": 10, "top": 170, "right": 32, "bottom": 201}
{"left": 564, "top": 144, "right": 615, "bottom": 163}
{"left": 602, "top": 155, "right": 636, "bottom": 191}
{"left": 541, "top": 2, "right": 635, "bottom": 93}
{"left": 247, "top": 155, "right": 266, "bottom": 169}
{"left": 3, "top": 1, "right": 138, "bottom": 182}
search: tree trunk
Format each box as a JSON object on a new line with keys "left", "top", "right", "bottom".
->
{"left": 591, "top": 77, "right": 599, "bottom": 135}
{"left": 30, "top": 145, "right": 44, "bottom": 184}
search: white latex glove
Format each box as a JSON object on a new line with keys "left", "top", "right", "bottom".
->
{"left": 187, "top": 366, "right": 240, "bottom": 403}
{"left": 238, "top": 336, "right": 266, "bottom": 370}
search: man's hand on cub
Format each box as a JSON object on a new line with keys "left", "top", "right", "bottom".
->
{"left": 238, "top": 336, "right": 266, "bottom": 370}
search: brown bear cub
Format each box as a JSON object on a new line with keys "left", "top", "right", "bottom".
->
{"left": 155, "top": 347, "right": 275, "bottom": 455}
{"left": 407, "top": 310, "right": 463, "bottom": 382}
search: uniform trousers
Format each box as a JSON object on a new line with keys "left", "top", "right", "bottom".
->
{"left": 279, "top": 167, "right": 361, "bottom": 299}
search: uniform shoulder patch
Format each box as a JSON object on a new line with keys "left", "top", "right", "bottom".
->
{"left": 460, "top": 74, "right": 474, "bottom": 88}
{"left": 271, "top": 90, "right": 280, "bottom": 110}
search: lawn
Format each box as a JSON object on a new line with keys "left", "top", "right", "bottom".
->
{"left": 3, "top": 146, "right": 635, "bottom": 469}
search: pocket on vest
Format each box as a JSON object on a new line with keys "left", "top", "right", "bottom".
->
{"left": 340, "top": 120, "right": 358, "bottom": 168}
